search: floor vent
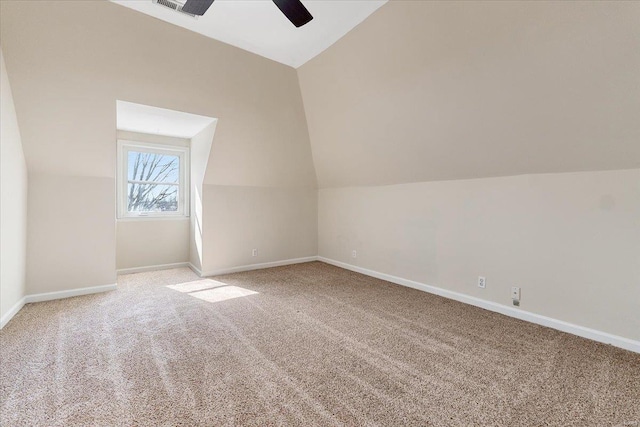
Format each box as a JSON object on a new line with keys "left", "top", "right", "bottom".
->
{"left": 153, "top": 0, "right": 198, "bottom": 19}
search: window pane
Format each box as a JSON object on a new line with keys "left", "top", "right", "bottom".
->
{"left": 127, "top": 151, "right": 179, "bottom": 183}
{"left": 127, "top": 183, "right": 179, "bottom": 212}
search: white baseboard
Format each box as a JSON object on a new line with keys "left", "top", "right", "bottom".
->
{"left": 0, "top": 296, "right": 27, "bottom": 329}
{"left": 0, "top": 283, "right": 117, "bottom": 329}
{"left": 25, "top": 283, "right": 118, "bottom": 304}
{"left": 199, "top": 256, "right": 318, "bottom": 277}
{"left": 117, "top": 262, "right": 190, "bottom": 275}
{"left": 5, "top": 257, "right": 637, "bottom": 353}
{"left": 188, "top": 262, "right": 203, "bottom": 276}
{"left": 318, "top": 257, "right": 640, "bottom": 354}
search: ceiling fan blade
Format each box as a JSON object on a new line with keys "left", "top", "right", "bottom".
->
{"left": 272, "top": 0, "right": 313, "bottom": 28}
{"left": 181, "top": 0, "right": 215, "bottom": 16}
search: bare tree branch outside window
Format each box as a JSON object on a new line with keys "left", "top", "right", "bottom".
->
{"left": 127, "top": 151, "right": 180, "bottom": 212}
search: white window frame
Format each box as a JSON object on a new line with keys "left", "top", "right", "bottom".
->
{"left": 117, "top": 140, "right": 190, "bottom": 219}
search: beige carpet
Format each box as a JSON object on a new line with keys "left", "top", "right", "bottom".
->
{"left": 1, "top": 262, "right": 638, "bottom": 426}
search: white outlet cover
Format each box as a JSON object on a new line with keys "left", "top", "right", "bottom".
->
{"left": 352, "top": 250, "right": 357, "bottom": 258}
{"left": 478, "top": 276, "right": 486, "bottom": 288}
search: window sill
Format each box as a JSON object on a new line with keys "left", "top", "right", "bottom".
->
{"left": 117, "top": 216, "right": 190, "bottom": 222}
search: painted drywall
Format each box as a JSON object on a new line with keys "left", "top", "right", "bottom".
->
{"left": 300, "top": 1, "right": 640, "bottom": 342}
{"left": 115, "top": 131, "right": 191, "bottom": 271}
{"left": 201, "top": 185, "right": 317, "bottom": 273}
{"left": 27, "top": 174, "right": 116, "bottom": 294}
{"left": 318, "top": 169, "right": 640, "bottom": 341}
{"left": 0, "top": 49, "right": 28, "bottom": 322}
{"left": 1, "top": 0, "right": 317, "bottom": 293}
{"left": 298, "top": 1, "right": 640, "bottom": 187}
{"left": 117, "top": 130, "right": 190, "bottom": 148}
{"left": 116, "top": 219, "right": 189, "bottom": 271}
{"left": 190, "top": 122, "right": 216, "bottom": 271}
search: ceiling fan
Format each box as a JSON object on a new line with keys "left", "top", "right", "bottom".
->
{"left": 181, "top": 0, "right": 313, "bottom": 27}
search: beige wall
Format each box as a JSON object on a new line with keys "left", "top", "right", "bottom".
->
{"left": 27, "top": 174, "right": 116, "bottom": 294}
{"left": 298, "top": 1, "right": 640, "bottom": 187}
{"left": 0, "top": 49, "right": 28, "bottom": 322}
{"left": 1, "top": 0, "right": 317, "bottom": 292}
{"left": 116, "top": 219, "right": 189, "bottom": 271}
{"left": 301, "top": 1, "right": 640, "bottom": 342}
{"left": 202, "top": 185, "right": 317, "bottom": 273}
{"left": 319, "top": 169, "right": 640, "bottom": 340}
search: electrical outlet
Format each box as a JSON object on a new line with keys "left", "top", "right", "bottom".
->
{"left": 478, "top": 276, "right": 486, "bottom": 288}
{"left": 252, "top": 249, "right": 258, "bottom": 257}
{"left": 352, "top": 250, "right": 357, "bottom": 258}
{"left": 511, "top": 286, "right": 520, "bottom": 300}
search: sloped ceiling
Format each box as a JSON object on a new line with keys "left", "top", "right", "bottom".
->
{"left": 298, "top": 1, "right": 640, "bottom": 188}
{"left": 111, "top": 0, "right": 387, "bottom": 68}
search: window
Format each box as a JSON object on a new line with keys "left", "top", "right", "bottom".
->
{"left": 117, "top": 140, "right": 189, "bottom": 218}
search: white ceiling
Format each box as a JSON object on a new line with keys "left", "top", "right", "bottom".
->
{"left": 117, "top": 100, "right": 217, "bottom": 138}
{"left": 111, "top": 0, "right": 387, "bottom": 68}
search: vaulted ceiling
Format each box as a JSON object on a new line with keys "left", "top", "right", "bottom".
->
{"left": 111, "top": 0, "right": 386, "bottom": 68}
{"left": 298, "top": 1, "right": 640, "bottom": 187}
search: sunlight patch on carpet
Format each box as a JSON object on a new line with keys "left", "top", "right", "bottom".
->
{"left": 167, "top": 279, "right": 258, "bottom": 303}
{"left": 190, "top": 286, "right": 258, "bottom": 303}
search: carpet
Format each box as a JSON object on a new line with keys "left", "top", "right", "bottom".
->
{"left": 1, "top": 262, "right": 638, "bottom": 426}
